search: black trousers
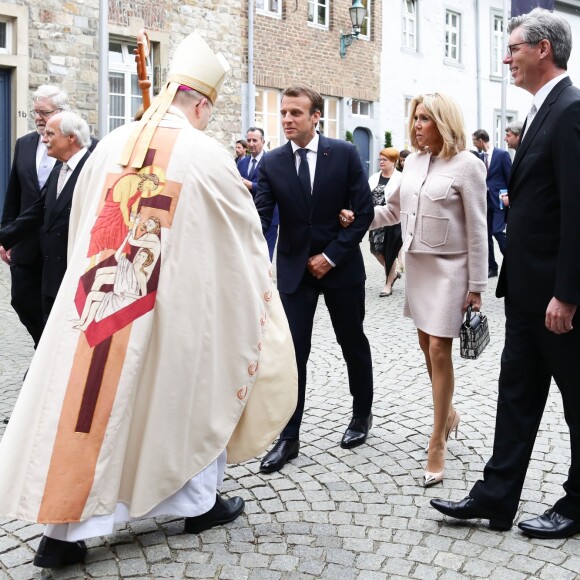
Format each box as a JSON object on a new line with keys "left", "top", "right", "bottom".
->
{"left": 471, "top": 300, "right": 580, "bottom": 521}
{"left": 487, "top": 207, "right": 507, "bottom": 272}
{"left": 279, "top": 277, "right": 373, "bottom": 440}
{"left": 9, "top": 261, "right": 44, "bottom": 347}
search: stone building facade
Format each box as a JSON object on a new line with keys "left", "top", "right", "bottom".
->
{"left": 248, "top": 0, "right": 383, "bottom": 174}
{"left": 1, "top": 0, "right": 383, "bottom": 208}
{"left": 0, "top": 0, "right": 246, "bottom": 209}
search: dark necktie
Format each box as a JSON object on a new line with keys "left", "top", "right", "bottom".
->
{"left": 484, "top": 152, "right": 489, "bottom": 172}
{"left": 297, "top": 148, "right": 311, "bottom": 196}
{"left": 248, "top": 158, "right": 257, "bottom": 179}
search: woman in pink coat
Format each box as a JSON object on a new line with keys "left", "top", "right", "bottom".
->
{"left": 340, "top": 93, "right": 488, "bottom": 487}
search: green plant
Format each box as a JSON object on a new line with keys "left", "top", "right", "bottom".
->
{"left": 345, "top": 130, "right": 354, "bottom": 143}
{"left": 384, "top": 131, "right": 392, "bottom": 148}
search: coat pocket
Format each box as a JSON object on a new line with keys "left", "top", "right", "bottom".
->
{"left": 424, "top": 174, "right": 454, "bottom": 201}
{"left": 420, "top": 215, "right": 450, "bottom": 248}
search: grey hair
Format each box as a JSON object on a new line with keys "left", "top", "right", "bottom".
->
{"left": 32, "top": 85, "right": 71, "bottom": 111}
{"left": 508, "top": 8, "right": 572, "bottom": 70}
{"left": 56, "top": 112, "right": 91, "bottom": 148}
{"left": 506, "top": 120, "right": 523, "bottom": 136}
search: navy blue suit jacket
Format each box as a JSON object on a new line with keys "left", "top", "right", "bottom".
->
{"left": 237, "top": 154, "right": 261, "bottom": 192}
{"left": 238, "top": 153, "right": 279, "bottom": 227}
{"left": 485, "top": 147, "right": 511, "bottom": 209}
{"left": 254, "top": 134, "right": 373, "bottom": 294}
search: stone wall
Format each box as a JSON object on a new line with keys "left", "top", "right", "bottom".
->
{"left": 13, "top": 0, "right": 245, "bottom": 148}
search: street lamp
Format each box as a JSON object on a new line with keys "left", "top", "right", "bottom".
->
{"left": 339, "top": 0, "right": 367, "bottom": 59}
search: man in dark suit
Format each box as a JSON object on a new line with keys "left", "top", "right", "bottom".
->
{"left": 254, "top": 85, "right": 374, "bottom": 472}
{"left": 238, "top": 127, "right": 279, "bottom": 260}
{"left": 1, "top": 86, "right": 71, "bottom": 346}
{"left": 472, "top": 129, "right": 511, "bottom": 278}
{"left": 0, "top": 112, "right": 92, "bottom": 325}
{"left": 431, "top": 8, "right": 580, "bottom": 539}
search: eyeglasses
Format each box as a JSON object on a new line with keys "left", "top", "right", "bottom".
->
{"left": 506, "top": 42, "right": 531, "bottom": 56}
{"left": 30, "top": 109, "right": 58, "bottom": 118}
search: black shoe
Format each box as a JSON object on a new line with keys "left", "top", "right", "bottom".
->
{"left": 488, "top": 268, "right": 498, "bottom": 278}
{"left": 33, "top": 536, "right": 87, "bottom": 568}
{"left": 2, "top": 417, "right": 8, "bottom": 424}
{"left": 259, "top": 439, "right": 300, "bottom": 473}
{"left": 184, "top": 494, "right": 245, "bottom": 533}
{"left": 430, "top": 496, "right": 512, "bottom": 531}
{"left": 340, "top": 413, "right": 372, "bottom": 449}
{"left": 518, "top": 509, "right": 580, "bottom": 539}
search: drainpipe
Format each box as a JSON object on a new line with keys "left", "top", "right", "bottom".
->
{"left": 245, "top": 0, "right": 256, "bottom": 134}
{"left": 500, "top": 0, "right": 509, "bottom": 148}
{"left": 475, "top": 0, "right": 482, "bottom": 129}
{"left": 98, "top": 0, "right": 108, "bottom": 138}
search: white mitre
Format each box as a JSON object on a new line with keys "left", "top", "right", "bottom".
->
{"left": 119, "top": 31, "right": 230, "bottom": 168}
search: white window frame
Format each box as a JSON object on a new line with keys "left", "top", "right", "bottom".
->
{"left": 494, "top": 110, "right": 517, "bottom": 149}
{"left": 352, "top": 99, "right": 370, "bottom": 117}
{"left": 319, "top": 97, "right": 340, "bottom": 139}
{"left": 256, "top": 0, "right": 282, "bottom": 18}
{"left": 360, "top": 0, "right": 371, "bottom": 40}
{"left": 108, "top": 39, "right": 153, "bottom": 132}
{"left": 445, "top": 10, "right": 461, "bottom": 63}
{"left": 255, "top": 87, "right": 282, "bottom": 150}
{"left": 0, "top": 17, "right": 12, "bottom": 55}
{"left": 491, "top": 13, "right": 503, "bottom": 78}
{"left": 307, "top": 0, "right": 329, "bottom": 29}
{"left": 402, "top": 0, "right": 417, "bottom": 51}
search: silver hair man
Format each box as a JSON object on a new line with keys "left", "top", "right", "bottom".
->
{"left": 508, "top": 7, "right": 572, "bottom": 69}
{"left": 56, "top": 112, "right": 91, "bottom": 149}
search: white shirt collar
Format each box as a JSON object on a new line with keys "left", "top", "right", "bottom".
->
{"left": 291, "top": 132, "right": 319, "bottom": 155}
{"left": 252, "top": 151, "right": 265, "bottom": 163}
{"left": 65, "top": 148, "right": 88, "bottom": 172}
{"left": 532, "top": 72, "right": 569, "bottom": 112}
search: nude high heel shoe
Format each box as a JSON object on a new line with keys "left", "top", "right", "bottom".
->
{"left": 423, "top": 469, "right": 445, "bottom": 487}
{"left": 423, "top": 443, "right": 446, "bottom": 487}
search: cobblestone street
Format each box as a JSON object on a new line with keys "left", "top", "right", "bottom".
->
{"left": 0, "top": 249, "right": 578, "bottom": 579}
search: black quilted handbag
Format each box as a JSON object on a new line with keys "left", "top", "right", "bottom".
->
{"left": 459, "top": 305, "right": 490, "bottom": 359}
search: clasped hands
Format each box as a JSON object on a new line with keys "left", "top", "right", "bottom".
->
{"left": 307, "top": 254, "right": 332, "bottom": 279}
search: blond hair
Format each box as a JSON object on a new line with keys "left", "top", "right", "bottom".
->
{"left": 408, "top": 93, "right": 466, "bottom": 159}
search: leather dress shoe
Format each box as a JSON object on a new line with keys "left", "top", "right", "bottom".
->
{"left": 260, "top": 438, "right": 300, "bottom": 473}
{"left": 33, "top": 536, "right": 87, "bottom": 568}
{"left": 430, "top": 496, "right": 512, "bottom": 531}
{"left": 184, "top": 494, "right": 244, "bottom": 533}
{"left": 518, "top": 509, "right": 580, "bottom": 539}
{"left": 340, "top": 413, "right": 372, "bottom": 449}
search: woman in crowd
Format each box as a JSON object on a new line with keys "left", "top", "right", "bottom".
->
{"left": 368, "top": 148, "right": 403, "bottom": 297}
{"left": 396, "top": 149, "right": 411, "bottom": 172}
{"left": 340, "top": 93, "right": 487, "bottom": 487}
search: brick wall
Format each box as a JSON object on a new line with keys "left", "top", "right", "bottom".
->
{"left": 252, "top": 0, "right": 381, "bottom": 101}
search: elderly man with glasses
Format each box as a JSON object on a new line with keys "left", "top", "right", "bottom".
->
{"left": 1, "top": 85, "right": 71, "bottom": 348}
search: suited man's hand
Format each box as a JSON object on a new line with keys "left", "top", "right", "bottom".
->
{"left": 0, "top": 245, "right": 10, "bottom": 265}
{"left": 545, "top": 297, "right": 576, "bottom": 334}
{"left": 307, "top": 254, "right": 332, "bottom": 279}
{"left": 339, "top": 209, "right": 355, "bottom": 228}
{"left": 242, "top": 178, "right": 253, "bottom": 190}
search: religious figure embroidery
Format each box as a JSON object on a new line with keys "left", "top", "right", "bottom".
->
{"left": 87, "top": 166, "right": 165, "bottom": 268}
